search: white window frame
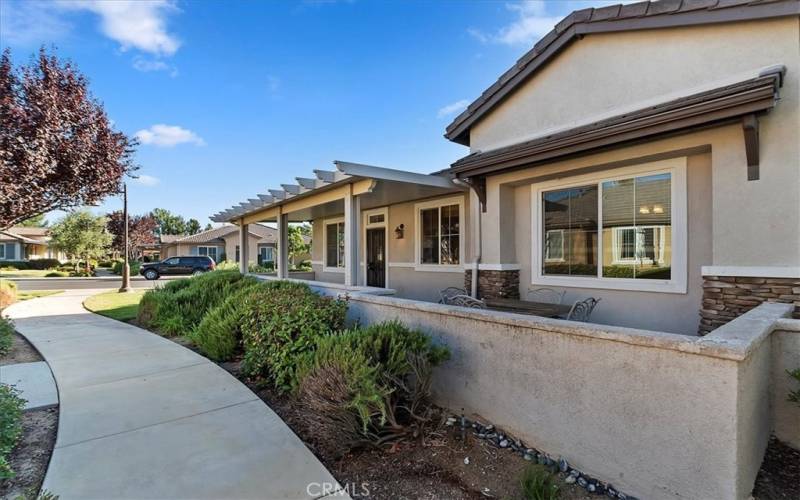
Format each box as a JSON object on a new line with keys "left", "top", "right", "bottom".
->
{"left": 414, "top": 196, "right": 465, "bottom": 272}
{"left": 259, "top": 245, "right": 275, "bottom": 264}
{"left": 197, "top": 245, "right": 219, "bottom": 262}
{"left": 323, "top": 217, "right": 346, "bottom": 273}
{"left": 544, "top": 229, "right": 565, "bottom": 263}
{"left": 531, "top": 157, "right": 687, "bottom": 294}
{"left": 611, "top": 225, "right": 667, "bottom": 265}
{"left": 361, "top": 207, "right": 389, "bottom": 287}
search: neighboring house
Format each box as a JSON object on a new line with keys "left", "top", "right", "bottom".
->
{"left": 160, "top": 224, "right": 310, "bottom": 265}
{"left": 0, "top": 227, "right": 66, "bottom": 262}
{"left": 213, "top": 0, "right": 800, "bottom": 335}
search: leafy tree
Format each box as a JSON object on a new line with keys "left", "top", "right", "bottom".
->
{"left": 204, "top": 223, "right": 213, "bottom": 231}
{"left": 17, "top": 214, "right": 48, "bottom": 227}
{"left": 288, "top": 224, "right": 310, "bottom": 265}
{"left": 107, "top": 211, "right": 157, "bottom": 260}
{"left": 49, "top": 210, "right": 112, "bottom": 272}
{"left": 150, "top": 208, "right": 187, "bottom": 236}
{"left": 186, "top": 218, "right": 201, "bottom": 235}
{"left": 0, "top": 48, "right": 136, "bottom": 229}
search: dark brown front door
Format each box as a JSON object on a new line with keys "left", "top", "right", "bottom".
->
{"left": 366, "top": 228, "right": 386, "bottom": 288}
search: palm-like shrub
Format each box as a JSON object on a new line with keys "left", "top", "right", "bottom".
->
{"left": 0, "top": 384, "right": 25, "bottom": 479}
{"left": 191, "top": 281, "right": 262, "bottom": 361}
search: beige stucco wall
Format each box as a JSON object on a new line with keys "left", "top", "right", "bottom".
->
{"left": 344, "top": 295, "right": 792, "bottom": 499}
{"left": 309, "top": 193, "right": 470, "bottom": 296}
{"left": 470, "top": 18, "right": 800, "bottom": 269}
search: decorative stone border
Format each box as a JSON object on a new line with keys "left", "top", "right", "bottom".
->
{"left": 464, "top": 269, "right": 520, "bottom": 299}
{"left": 446, "top": 414, "right": 638, "bottom": 499}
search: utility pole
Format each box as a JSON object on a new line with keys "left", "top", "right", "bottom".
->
{"left": 119, "top": 183, "right": 131, "bottom": 293}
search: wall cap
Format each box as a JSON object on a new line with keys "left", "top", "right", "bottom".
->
{"left": 701, "top": 266, "right": 800, "bottom": 278}
{"left": 349, "top": 293, "right": 792, "bottom": 362}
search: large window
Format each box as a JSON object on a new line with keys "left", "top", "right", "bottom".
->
{"left": 259, "top": 246, "right": 274, "bottom": 265}
{"left": 533, "top": 158, "right": 686, "bottom": 293}
{"left": 415, "top": 197, "right": 463, "bottom": 268}
{"left": 197, "top": 246, "right": 219, "bottom": 262}
{"left": 325, "top": 220, "right": 345, "bottom": 270}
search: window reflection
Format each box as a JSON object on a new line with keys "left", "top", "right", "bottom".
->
{"left": 542, "top": 185, "right": 598, "bottom": 276}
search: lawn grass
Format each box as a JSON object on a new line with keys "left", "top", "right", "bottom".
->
{"left": 17, "top": 290, "right": 63, "bottom": 301}
{"left": 0, "top": 270, "right": 55, "bottom": 278}
{"left": 84, "top": 290, "right": 145, "bottom": 322}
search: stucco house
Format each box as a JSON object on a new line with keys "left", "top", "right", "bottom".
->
{"left": 212, "top": 0, "right": 799, "bottom": 336}
{"left": 160, "top": 224, "right": 280, "bottom": 264}
{"left": 0, "top": 227, "right": 66, "bottom": 262}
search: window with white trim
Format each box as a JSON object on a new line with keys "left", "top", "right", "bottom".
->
{"left": 533, "top": 158, "right": 686, "bottom": 293}
{"left": 259, "top": 246, "right": 274, "bottom": 264}
{"left": 415, "top": 197, "right": 463, "bottom": 267}
{"left": 325, "top": 221, "right": 345, "bottom": 269}
{"left": 197, "top": 246, "right": 219, "bottom": 262}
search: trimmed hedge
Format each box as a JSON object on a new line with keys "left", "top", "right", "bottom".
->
{"left": 112, "top": 261, "right": 141, "bottom": 275}
{"left": 137, "top": 271, "right": 257, "bottom": 337}
{"left": 0, "top": 279, "right": 17, "bottom": 309}
{"left": 240, "top": 281, "right": 348, "bottom": 391}
{"left": 0, "top": 259, "right": 60, "bottom": 271}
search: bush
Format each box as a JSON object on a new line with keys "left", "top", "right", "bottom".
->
{"left": 0, "top": 259, "right": 60, "bottom": 271}
{"left": 215, "top": 260, "right": 239, "bottom": 271}
{"left": 520, "top": 466, "right": 560, "bottom": 500}
{"left": 249, "top": 262, "right": 274, "bottom": 273}
{"left": 191, "top": 280, "right": 263, "bottom": 361}
{"left": 137, "top": 271, "right": 257, "bottom": 337}
{"left": 44, "top": 271, "right": 68, "bottom": 278}
{"left": 69, "top": 270, "right": 95, "bottom": 277}
{"left": 0, "top": 384, "right": 25, "bottom": 479}
{"left": 294, "top": 321, "right": 449, "bottom": 457}
{"left": 0, "top": 317, "right": 13, "bottom": 356}
{"left": 0, "top": 279, "right": 17, "bottom": 309}
{"left": 97, "top": 259, "right": 117, "bottom": 268}
{"left": 240, "top": 281, "right": 347, "bottom": 391}
{"left": 111, "top": 260, "right": 141, "bottom": 275}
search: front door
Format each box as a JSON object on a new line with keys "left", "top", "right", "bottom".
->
{"left": 366, "top": 228, "right": 386, "bottom": 288}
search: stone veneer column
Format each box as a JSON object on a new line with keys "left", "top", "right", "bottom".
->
{"left": 465, "top": 269, "right": 520, "bottom": 300}
{"left": 699, "top": 275, "right": 800, "bottom": 335}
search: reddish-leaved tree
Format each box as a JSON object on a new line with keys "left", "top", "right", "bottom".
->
{"left": 107, "top": 211, "right": 158, "bottom": 260}
{"left": 0, "top": 48, "right": 136, "bottom": 229}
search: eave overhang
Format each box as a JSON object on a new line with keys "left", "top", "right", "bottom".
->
{"left": 450, "top": 66, "right": 785, "bottom": 180}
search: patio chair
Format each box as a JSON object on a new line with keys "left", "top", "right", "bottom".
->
{"left": 565, "top": 297, "right": 600, "bottom": 322}
{"left": 527, "top": 287, "right": 566, "bottom": 304}
{"left": 439, "top": 287, "right": 467, "bottom": 304}
{"left": 446, "top": 294, "right": 487, "bottom": 309}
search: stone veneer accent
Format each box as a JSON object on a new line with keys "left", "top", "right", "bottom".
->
{"left": 465, "top": 269, "right": 520, "bottom": 300}
{"left": 699, "top": 275, "right": 800, "bottom": 335}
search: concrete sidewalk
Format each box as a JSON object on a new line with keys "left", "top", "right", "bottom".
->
{"left": 3, "top": 290, "right": 346, "bottom": 500}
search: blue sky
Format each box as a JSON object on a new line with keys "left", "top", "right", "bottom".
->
{"left": 1, "top": 0, "right": 616, "bottom": 225}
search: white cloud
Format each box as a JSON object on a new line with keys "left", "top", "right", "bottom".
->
{"left": 0, "top": 1, "right": 72, "bottom": 46}
{"left": 437, "top": 99, "right": 470, "bottom": 118}
{"left": 58, "top": 0, "right": 181, "bottom": 56}
{"left": 134, "top": 174, "right": 160, "bottom": 186}
{"left": 469, "top": 1, "right": 561, "bottom": 47}
{"left": 135, "top": 125, "right": 205, "bottom": 147}
{"left": 133, "top": 57, "right": 179, "bottom": 77}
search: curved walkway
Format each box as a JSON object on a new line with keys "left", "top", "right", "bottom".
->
{"left": 4, "top": 290, "right": 345, "bottom": 500}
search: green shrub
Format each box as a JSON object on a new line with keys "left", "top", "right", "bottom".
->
{"left": 240, "top": 281, "right": 347, "bottom": 391}
{"left": 215, "top": 260, "right": 239, "bottom": 271}
{"left": 0, "top": 384, "right": 25, "bottom": 479}
{"left": 0, "top": 259, "right": 60, "bottom": 271}
{"left": 0, "top": 317, "right": 13, "bottom": 356}
{"left": 111, "top": 261, "right": 141, "bottom": 275}
{"left": 44, "top": 271, "right": 69, "bottom": 278}
{"left": 191, "top": 281, "right": 263, "bottom": 361}
{"left": 294, "top": 321, "right": 449, "bottom": 457}
{"left": 137, "top": 271, "right": 257, "bottom": 337}
{"left": 249, "top": 262, "right": 274, "bottom": 273}
{"left": 0, "top": 279, "right": 17, "bottom": 309}
{"left": 520, "top": 466, "right": 560, "bottom": 500}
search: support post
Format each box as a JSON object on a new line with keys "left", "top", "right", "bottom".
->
{"left": 119, "top": 183, "right": 131, "bottom": 292}
{"left": 344, "top": 185, "right": 361, "bottom": 287}
{"left": 278, "top": 211, "right": 289, "bottom": 279}
{"left": 238, "top": 221, "right": 249, "bottom": 274}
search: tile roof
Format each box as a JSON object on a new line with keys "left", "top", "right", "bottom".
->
{"left": 160, "top": 224, "right": 283, "bottom": 245}
{"left": 444, "top": 0, "right": 800, "bottom": 145}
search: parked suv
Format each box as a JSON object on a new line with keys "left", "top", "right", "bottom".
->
{"left": 140, "top": 256, "right": 216, "bottom": 280}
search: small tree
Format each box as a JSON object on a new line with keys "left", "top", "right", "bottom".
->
{"left": 186, "top": 218, "right": 201, "bottom": 235}
{"left": 0, "top": 48, "right": 136, "bottom": 229}
{"left": 17, "top": 214, "right": 48, "bottom": 227}
{"left": 150, "top": 208, "right": 187, "bottom": 236}
{"left": 107, "top": 211, "right": 157, "bottom": 260}
{"left": 49, "top": 210, "right": 112, "bottom": 272}
{"left": 288, "top": 224, "right": 310, "bottom": 266}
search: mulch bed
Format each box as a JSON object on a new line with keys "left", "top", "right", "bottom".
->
{"left": 753, "top": 436, "right": 800, "bottom": 500}
{"left": 0, "top": 333, "right": 58, "bottom": 500}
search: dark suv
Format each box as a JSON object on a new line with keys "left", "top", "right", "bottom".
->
{"left": 140, "top": 256, "right": 216, "bottom": 280}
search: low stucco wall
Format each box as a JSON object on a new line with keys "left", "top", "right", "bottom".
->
{"left": 772, "top": 319, "right": 800, "bottom": 449}
{"left": 346, "top": 294, "right": 794, "bottom": 499}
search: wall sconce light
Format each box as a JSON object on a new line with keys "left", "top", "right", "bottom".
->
{"left": 394, "top": 224, "right": 405, "bottom": 239}
{"left": 638, "top": 206, "right": 650, "bottom": 215}
{"left": 652, "top": 204, "right": 664, "bottom": 214}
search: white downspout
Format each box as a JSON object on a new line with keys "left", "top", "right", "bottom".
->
{"left": 453, "top": 178, "right": 482, "bottom": 298}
